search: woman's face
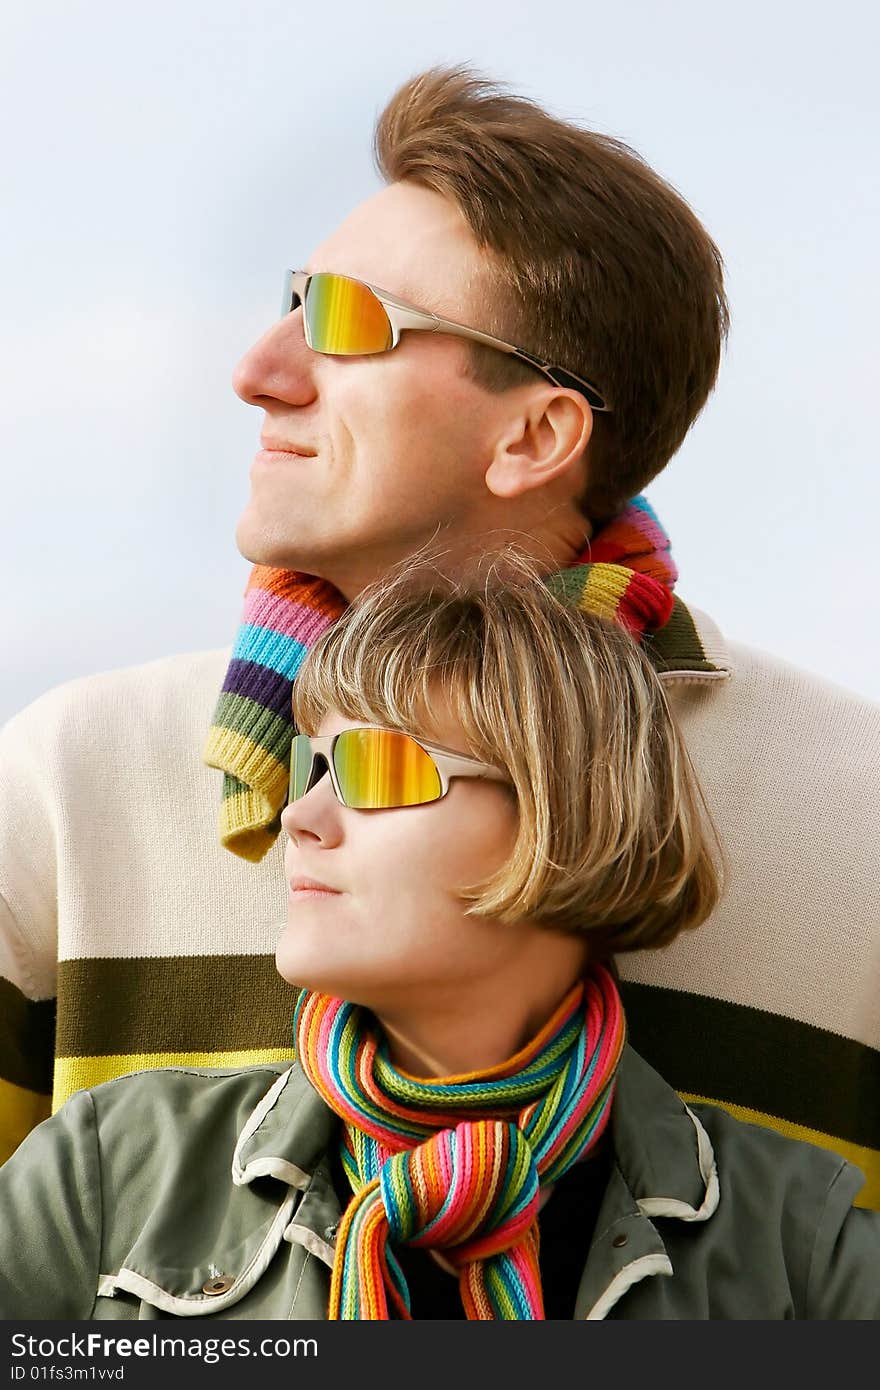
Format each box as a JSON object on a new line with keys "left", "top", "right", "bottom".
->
{"left": 276, "top": 707, "right": 524, "bottom": 1012}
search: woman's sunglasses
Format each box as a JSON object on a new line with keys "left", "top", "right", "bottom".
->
{"left": 288, "top": 727, "right": 509, "bottom": 811}
{"left": 281, "top": 270, "right": 612, "bottom": 413}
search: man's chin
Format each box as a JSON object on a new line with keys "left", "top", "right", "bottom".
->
{"left": 234, "top": 509, "right": 312, "bottom": 573}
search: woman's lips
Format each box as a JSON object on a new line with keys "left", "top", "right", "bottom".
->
{"left": 288, "top": 879, "right": 342, "bottom": 900}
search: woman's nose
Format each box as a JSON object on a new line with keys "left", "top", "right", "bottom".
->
{"left": 281, "top": 773, "right": 343, "bottom": 847}
{"left": 232, "top": 308, "right": 317, "bottom": 408}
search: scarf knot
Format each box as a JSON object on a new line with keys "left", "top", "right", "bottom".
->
{"left": 381, "top": 1119, "right": 540, "bottom": 1263}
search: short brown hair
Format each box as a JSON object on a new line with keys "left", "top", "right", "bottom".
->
{"left": 292, "top": 552, "right": 723, "bottom": 959}
{"left": 374, "top": 67, "right": 729, "bottom": 520}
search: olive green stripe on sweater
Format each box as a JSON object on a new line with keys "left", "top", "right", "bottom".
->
{"left": 53, "top": 958, "right": 880, "bottom": 1156}
{"left": 56, "top": 955, "right": 297, "bottom": 1057}
{"left": 620, "top": 980, "right": 880, "bottom": 1151}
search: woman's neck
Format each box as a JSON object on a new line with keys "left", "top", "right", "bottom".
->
{"left": 374, "top": 940, "right": 590, "bottom": 1079}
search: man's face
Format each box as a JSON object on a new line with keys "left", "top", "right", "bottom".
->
{"left": 233, "top": 182, "right": 520, "bottom": 597}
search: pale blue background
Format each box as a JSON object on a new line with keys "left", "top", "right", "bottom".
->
{"left": 2, "top": 0, "right": 879, "bottom": 722}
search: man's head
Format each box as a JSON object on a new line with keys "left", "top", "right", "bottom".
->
{"left": 235, "top": 67, "right": 728, "bottom": 598}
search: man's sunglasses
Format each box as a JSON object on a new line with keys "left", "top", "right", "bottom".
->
{"left": 288, "top": 727, "right": 509, "bottom": 811}
{"left": 281, "top": 269, "right": 612, "bottom": 413}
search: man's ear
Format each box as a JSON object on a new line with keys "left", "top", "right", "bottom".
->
{"left": 484, "top": 389, "right": 593, "bottom": 500}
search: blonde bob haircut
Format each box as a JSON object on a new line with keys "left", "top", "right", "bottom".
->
{"left": 292, "top": 553, "right": 723, "bottom": 960}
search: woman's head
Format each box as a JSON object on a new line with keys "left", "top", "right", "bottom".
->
{"left": 279, "top": 556, "right": 722, "bottom": 1034}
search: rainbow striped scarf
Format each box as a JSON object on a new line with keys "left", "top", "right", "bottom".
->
{"left": 203, "top": 496, "right": 684, "bottom": 862}
{"left": 293, "top": 965, "right": 626, "bottom": 1319}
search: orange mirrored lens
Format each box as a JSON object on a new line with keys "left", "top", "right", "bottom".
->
{"left": 334, "top": 729, "right": 441, "bottom": 808}
{"left": 304, "top": 273, "right": 393, "bottom": 355}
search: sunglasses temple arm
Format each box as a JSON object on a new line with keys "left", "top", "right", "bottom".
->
{"left": 432, "top": 750, "right": 508, "bottom": 783}
{"left": 419, "top": 315, "right": 611, "bottom": 412}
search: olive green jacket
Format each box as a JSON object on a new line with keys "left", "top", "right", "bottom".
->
{"left": 1, "top": 1047, "right": 878, "bottom": 1321}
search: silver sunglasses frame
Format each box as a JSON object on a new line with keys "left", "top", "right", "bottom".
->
{"left": 289, "top": 728, "right": 509, "bottom": 809}
{"left": 282, "top": 269, "right": 612, "bottom": 413}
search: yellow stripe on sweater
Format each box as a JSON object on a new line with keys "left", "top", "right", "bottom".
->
{"left": 52, "top": 1048, "right": 294, "bottom": 1112}
{"left": 680, "top": 1091, "right": 880, "bottom": 1211}
{"left": 0, "top": 1076, "right": 51, "bottom": 1164}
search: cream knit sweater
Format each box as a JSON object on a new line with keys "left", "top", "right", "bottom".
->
{"left": 1, "top": 611, "right": 878, "bottom": 1206}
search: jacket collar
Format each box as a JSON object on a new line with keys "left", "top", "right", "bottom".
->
{"left": 232, "top": 1064, "right": 339, "bottom": 1190}
{"left": 610, "top": 1046, "right": 719, "bottom": 1219}
{"left": 235, "top": 1047, "right": 718, "bottom": 1216}
{"left": 573, "top": 1046, "right": 719, "bottom": 1318}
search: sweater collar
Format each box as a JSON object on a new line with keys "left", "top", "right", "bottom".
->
{"left": 651, "top": 599, "right": 732, "bottom": 681}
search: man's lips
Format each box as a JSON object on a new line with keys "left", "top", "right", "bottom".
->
{"left": 260, "top": 439, "right": 316, "bottom": 456}
{"left": 254, "top": 447, "right": 316, "bottom": 471}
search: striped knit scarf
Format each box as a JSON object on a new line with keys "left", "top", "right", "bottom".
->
{"left": 293, "top": 964, "right": 626, "bottom": 1319}
{"left": 203, "top": 495, "right": 678, "bottom": 862}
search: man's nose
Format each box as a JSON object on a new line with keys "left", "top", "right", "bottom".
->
{"left": 232, "top": 308, "right": 317, "bottom": 408}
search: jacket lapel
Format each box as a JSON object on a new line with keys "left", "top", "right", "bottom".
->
{"left": 575, "top": 1046, "right": 720, "bottom": 1319}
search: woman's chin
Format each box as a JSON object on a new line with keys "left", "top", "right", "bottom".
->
{"left": 276, "top": 939, "right": 342, "bottom": 997}
{"left": 275, "top": 934, "right": 313, "bottom": 989}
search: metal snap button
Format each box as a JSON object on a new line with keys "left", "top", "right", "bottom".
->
{"left": 611, "top": 1233, "right": 628, "bottom": 1249}
{"left": 202, "top": 1275, "right": 235, "bottom": 1295}
{"left": 324, "top": 1223, "right": 339, "bottom": 1242}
